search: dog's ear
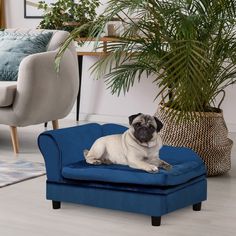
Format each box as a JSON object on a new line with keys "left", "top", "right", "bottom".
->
{"left": 154, "top": 117, "right": 163, "bottom": 132}
{"left": 129, "top": 113, "right": 142, "bottom": 125}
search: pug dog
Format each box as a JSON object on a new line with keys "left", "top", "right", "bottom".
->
{"left": 84, "top": 113, "right": 172, "bottom": 173}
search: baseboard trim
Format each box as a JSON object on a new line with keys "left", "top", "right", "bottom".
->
{"left": 68, "top": 112, "right": 236, "bottom": 133}
{"left": 68, "top": 112, "right": 128, "bottom": 126}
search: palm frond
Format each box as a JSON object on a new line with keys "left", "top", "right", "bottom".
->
{"left": 58, "top": 0, "right": 236, "bottom": 120}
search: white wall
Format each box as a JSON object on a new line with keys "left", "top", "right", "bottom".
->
{"left": 4, "top": 0, "right": 236, "bottom": 130}
{"left": 5, "top": 0, "right": 41, "bottom": 28}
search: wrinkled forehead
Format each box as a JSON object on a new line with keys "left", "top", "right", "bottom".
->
{"left": 133, "top": 115, "right": 156, "bottom": 127}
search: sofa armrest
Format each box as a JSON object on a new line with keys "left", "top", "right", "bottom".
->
{"left": 38, "top": 123, "right": 102, "bottom": 182}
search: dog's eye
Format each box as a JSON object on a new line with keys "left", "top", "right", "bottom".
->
{"left": 134, "top": 122, "right": 141, "bottom": 127}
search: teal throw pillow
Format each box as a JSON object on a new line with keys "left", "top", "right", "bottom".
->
{"left": 0, "top": 32, "right": 53, "bottom": 81}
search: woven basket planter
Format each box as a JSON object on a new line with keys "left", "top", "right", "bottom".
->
{"left": 155, "top": 105, "right": 233, "bottom": 176}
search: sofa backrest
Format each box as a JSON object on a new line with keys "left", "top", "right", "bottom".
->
{"left": 101, "top": 123, "right": 128, "bottom": 136}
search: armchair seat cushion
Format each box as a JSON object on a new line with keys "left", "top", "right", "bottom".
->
{"left": 0, "top": 82, "right": 17, "bottom": 107}
{"left": 62, "top": 146, "right": 206, "bottom": 186}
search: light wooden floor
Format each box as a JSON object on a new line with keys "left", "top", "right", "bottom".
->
{"left": 0, "top": 119, "right": 236, "bottom": 236}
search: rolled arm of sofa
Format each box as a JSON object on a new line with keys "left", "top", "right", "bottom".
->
{"left": 38, "top": 123, "right": 102, "bottom": 182}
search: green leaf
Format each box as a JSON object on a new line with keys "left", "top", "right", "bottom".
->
{"left": 58, "top": 0, "right": 236, "bottom": 120}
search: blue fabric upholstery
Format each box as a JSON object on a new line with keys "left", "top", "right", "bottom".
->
{"left": 62, "top": 146, "right": 206, "bottom": 186}
{"left": 0, "top": 31, "right": 53, "bottom": 81}
{"left": 56, "top": 175, "right": 206, "bottom": 195}
{"left": 38, "top": 123, "right": 207, "bottom": 221}
{"left": 46, "top": 179, "right": 207, "bottom": 216}
{"left": 101, "top": 123, "right": 128, "bottom": 136}
{"left": 39, "top": 122, "right": 205, "bottom": 186}
{"left": 38, "top": 123, "right": 128, "bottom": 182}
{"left": 38, "top": 123, "right": 102, "bottom": 182}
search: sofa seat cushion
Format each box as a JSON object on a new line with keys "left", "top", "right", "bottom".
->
{"left": 62, "top": 146, "right": 206, "bottom": 186}
{"left": 0, "top": 81, "right": 17, "bottom": 107}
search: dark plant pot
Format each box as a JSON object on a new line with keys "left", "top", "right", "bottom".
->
{"left": 155, "top": 104, "right": 233, "bottom": 176}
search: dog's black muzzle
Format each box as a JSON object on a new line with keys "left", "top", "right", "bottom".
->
{"left": 134, "top": 127, "right": 153, "bottom": 143}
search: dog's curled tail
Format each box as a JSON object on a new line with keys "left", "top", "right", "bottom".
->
{"left": 83, "top": 149, "right": 89, "bottom": 158}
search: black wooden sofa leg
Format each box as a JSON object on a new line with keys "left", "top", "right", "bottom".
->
{"left": 151, "top": 216, "right": 161, "bottom": 226}
{"left": 193, "top": 202, "right": 202, "bottom": 211}
{"left": 52, "top": 201, "right": 61, "bottom": 209}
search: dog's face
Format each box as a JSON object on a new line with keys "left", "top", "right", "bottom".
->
{"left": 129, "top": 113, "right": 163, "bottom": 143}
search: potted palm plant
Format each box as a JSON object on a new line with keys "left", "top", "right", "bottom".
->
{"left": 58, "top": 0, "right": 236, "bottom": 176}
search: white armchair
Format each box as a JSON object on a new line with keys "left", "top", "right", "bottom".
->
{"left": 0, "top": 29, "right": 79, "bottom": 153}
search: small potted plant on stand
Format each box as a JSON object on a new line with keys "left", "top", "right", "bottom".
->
{"left": 38, "top": 0, "right": 100, "bottom": 36}
{"left": 58, "top": 0, "right": 236, "bottom": 176}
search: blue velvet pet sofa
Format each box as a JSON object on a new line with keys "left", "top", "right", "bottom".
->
{"left": 38, "top": 123, "right": 207, "bottom": 226}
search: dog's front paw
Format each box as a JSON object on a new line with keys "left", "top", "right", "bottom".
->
{"left": 159, "top": 160, "right": 172, "bottom": 171}
{"left": 145, "top": 165, "right": 159, "bottom": 173}
{"left": 165, "top": 164, "right": 172, "bottom": 171}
